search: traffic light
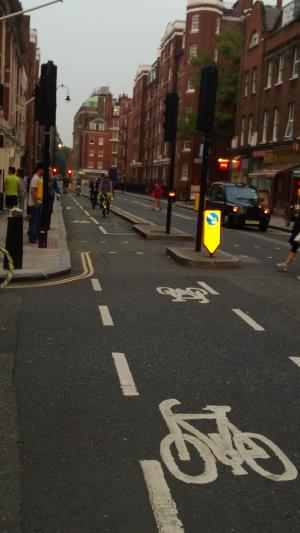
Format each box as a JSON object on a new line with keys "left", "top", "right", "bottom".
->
{"left": 197, "top": 66, "right": 218, "bottom": 136}
{"left": 218, "top": 158, "right": 230, "bottom": 171}
{"left": 67, "top": 169, "right": 72, "bottom": 177}
{"left": 164, "top": 92, "right": 179, "bottom": 143}
{"left": 297, "top": 180, "right": 300, "bottom": 197}
{"left": 34, "top": 61, "right": 57, "bottom": 127}
{"left": 52, "top": 167, "right": 58, "bottom": 175}
{"left": 168, "top": 190, "right": 176, "bottom": 203}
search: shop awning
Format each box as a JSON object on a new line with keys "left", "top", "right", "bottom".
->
{"left": 249, "top": 163, "right": 293, "bottom": 179}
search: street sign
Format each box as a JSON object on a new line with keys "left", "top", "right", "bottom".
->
{"left": 203, "top": 210, "right": 221, "bottom": 255}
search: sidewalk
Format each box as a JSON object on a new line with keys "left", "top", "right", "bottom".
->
{"left": 115, "top": 191, "right": 291, "bottom": 232}
{"left": 0, "top": 199, "right": 71, "bottom": 282}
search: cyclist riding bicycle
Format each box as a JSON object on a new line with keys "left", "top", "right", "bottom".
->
{"left": 99, "top": 175, "right": 113, "bottom": 214}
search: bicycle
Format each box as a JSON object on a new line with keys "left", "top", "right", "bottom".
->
{"left": 102, "top": 193, "right": 111, "bottom": 218}
{"left": 0, "top": 246, "right": 14, "bottom": 288}
{"left": 159, "top": 399, "right": 298, "bottom": 484}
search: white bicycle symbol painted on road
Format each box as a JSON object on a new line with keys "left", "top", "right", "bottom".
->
{"left": 157, "top": 282, "right": 219, "bottom": 304}
{"left": 159, "top": 400, "right": 298, "bottom": 484}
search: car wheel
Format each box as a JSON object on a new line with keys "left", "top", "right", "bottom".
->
{"left": 259, "top": 223, "right": 268, "bottom": 232}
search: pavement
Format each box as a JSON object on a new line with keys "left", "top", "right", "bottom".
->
{"left": 1, "top": 192, "right": 300, "bottom": 532}
{"left": 0, "top": 198, "right": 71, "bottom": 281}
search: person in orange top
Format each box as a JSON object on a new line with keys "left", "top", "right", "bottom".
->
{"left": 151, "top": 183, "right": 164, "bottom": 211}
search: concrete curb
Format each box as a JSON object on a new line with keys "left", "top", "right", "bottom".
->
{"left": 0, "top": 206, "right": 71, "bottom": 283}
{"left": 134, "top": 224, "right": 193, "bottom": 240}
{"left": 167, "top": 247, "right": 241, "bottom": 269}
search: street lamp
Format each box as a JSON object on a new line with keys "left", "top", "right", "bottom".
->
{"left": 0, "top": 0, "right": 63, "bottom": 22}
{"left": 52, "top": 84, "right": 71, "bottom": 165}
{"left": 57, "top": 83, "right": 71, "bottom": 103}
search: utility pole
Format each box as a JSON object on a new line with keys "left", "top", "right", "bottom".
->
{"left": 164, "top": 92, "right": 179, "bottom": 234}
{"left": 195, "top": 66, "right": 218, "bottom": 252}
{"left": 35, "top": 61, "right": 57, "bottom": 248}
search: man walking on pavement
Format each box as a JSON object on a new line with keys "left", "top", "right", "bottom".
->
{"left": 4, "top": 166, "right": 20, "bottom": 212}
{"left": 27, "top": 162, "right": 44, "bottom": 246}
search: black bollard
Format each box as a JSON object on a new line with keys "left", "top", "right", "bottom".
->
{"left": 4, "top": 211, "right": 23, "bottom": 270}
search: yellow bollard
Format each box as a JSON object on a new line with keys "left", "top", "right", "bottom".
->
{"left": 194, "top": 193, "right": 200, "bottom": 212}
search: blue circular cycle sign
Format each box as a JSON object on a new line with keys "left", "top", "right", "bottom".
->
{"left": 206, "top": 212, "right": 220, "bottom": 226}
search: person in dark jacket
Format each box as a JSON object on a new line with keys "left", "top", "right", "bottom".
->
{"left": 45, "top": 168, "right": 60, "bottom": 230}
{"left": 276, "top": 215, "right": 300, "bottom": 272}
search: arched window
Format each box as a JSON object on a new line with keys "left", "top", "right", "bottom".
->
{"left": 249, "top": 30, "right": 259, "bottom": 49}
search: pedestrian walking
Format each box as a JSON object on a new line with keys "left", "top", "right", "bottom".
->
{"left": 17, "top": 168, "right": 27, "bottom": 211}
{"left": 276, "top": 214, "right": 300, "bottom": 273}
{"left": 27, "top": 162, "right": 44, "bottom": 245}
{"left": 4, "top": 166, "right": 20, "bottom": 212}
{"left": 90, "top": 177, "right": 100, "bottom": 209}
{"left": 151, "top": 183, "right": 164, "bottom": 211}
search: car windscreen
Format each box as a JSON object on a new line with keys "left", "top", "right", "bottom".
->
{"left": 226, "top": 186, "right": 259, "bottom": 202}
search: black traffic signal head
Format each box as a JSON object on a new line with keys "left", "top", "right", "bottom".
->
{"left": 34, "top": 61, "right": 57, "bottom": 127}
{"left": 168, "top": 190, "right": 176, "bottom": 203}
{"left": 164, "top": 92, "right": 179, "bottom": 143}
{"left": 197, "top": 66, "right": 219, "bottom": 136}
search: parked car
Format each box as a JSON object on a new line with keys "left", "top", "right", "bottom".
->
{"left": 206, "top": 182, "right": 271, "bottom": 231}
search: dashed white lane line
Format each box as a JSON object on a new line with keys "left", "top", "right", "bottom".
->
{"left": 91, "top": 279, "right": 102, "bottom": 292}
{"left": 112, "top": 353, "right": 139, "bottom": 396}
{"left": 109, "top": 251, "right": 117, "bottom": 254}
{"left": 290, "top": 357, "right": 300, "bottom": 368}
{"left": 84, "top": 210, "right": 90, "bottom": 216}
{"left": 99, "top": 226, "right": 108, "bottom": 235}
{"left": 137, "top": 252, "right": 144, "bottom": 255}
{"left": 173, "top": 212, "right": 194, "bottom": 220}
{"left": 197, "top": 282, "right": 219, "bottom": 295}
{"left": 140, "top": 460, "right": 184, "bottom": 533}
{"left": 232, "top": 309, "right": 265, "bottom": 332}
{"left": 90, "top": 217, "right": 99, "bottom": 225}
{"left": 98, "top": 306, "right": 114, "bottom": 326}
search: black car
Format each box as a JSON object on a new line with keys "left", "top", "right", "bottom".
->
{"left": 206, "top": 182, "right": 271, "bottom": 231}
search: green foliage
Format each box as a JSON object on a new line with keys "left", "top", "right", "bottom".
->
{"left": 177, "top": 27, "right": 242, "bottom": 140}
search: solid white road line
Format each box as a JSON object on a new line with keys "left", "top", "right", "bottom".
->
{"left": 90, "top": 217, "right": 99, "bottom": 225}
{"left": 99, "top": 226, "right": 108, "bottom": 235}
{"left": 197, "top": 282, "right": 219, "bottom": 295}
{"left": 290, "top": 357, "right": 300, "bottom": 368}
{"left": 140, "top": 460, "right": 184, "bottom": 533}
{"left": 173, "top": 213, "right": 194, "bottom": 220}
{"left": 91, "top": 279, "right": 102, "bottom": 292}
{"left": 112, "top": 353, "right": 139, "bottom": 396}
{"left": 232, "top": 309, "right": 265, "bottom": 332}
{"left": 98, "top": 306, "right": 114, "bottom": 326}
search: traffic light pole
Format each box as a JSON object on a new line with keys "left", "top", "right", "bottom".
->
{"left": 195, "top": 136, "right": 210, "bottom": 252}
{"left": 38, "top": 126, "right": 50, "bottom": 248}
{"left": 166, "top": 136, "right": 176, "bottom": 234}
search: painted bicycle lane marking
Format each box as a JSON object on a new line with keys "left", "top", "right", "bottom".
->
{"left": 156, "top": 282, "right": 219, "bottom": 304}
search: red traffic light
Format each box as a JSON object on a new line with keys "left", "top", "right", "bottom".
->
{"left": 218, "top": 158, "right": 230, "bottom": 171}
{"left": 52, "top": 167, "right": 58, "bottom": 175}
{"left": 67, "top": 169, "right": 72, "bottom": 176}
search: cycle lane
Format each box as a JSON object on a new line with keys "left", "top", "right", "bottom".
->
{"left": 93, "top": 245, "right": 300, "bottom": 533}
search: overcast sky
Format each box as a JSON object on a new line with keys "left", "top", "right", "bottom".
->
{"left": 22, "top": 0, "right": 186, "bottom": 147}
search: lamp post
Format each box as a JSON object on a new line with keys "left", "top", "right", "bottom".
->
{"left": 0, "top": 0, "right": 63, "bottom": 22}
{"left": 52, "top": 84, "right": 71, "bottom": 166}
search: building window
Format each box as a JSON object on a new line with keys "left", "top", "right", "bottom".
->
{"left": 216, "top": 17, "right": 221, "bottom": 35}
{"left": 251, "top": 67, "right": 257, "bottom": 94}
{"left": 181, "top": 163, "right": 189, "bottom": 181}
{"left": 249, "top": 30, "right": 259, "bottom": 49}
{"left": 183, "top": 140, "right": 192, "bottom": 151}
{"left": 90, "top": 123, "right": 96, "bottom": 131}
{"left": 98, "top": 137, "right": 104, "bottom": 145}
{"left": 189, "top": 44, "right": 198, "bottom": 60}
{"left": 98, "top": 150, "right": 103, "bottom": 158}
{"left": 191, "top": 14, "right": 199, "bottom": 32}
{"left": 89, "top": 149, "right": 94, "bottom": 157}
{"left": 272, "top": 108, "right": 279, "bottom": 141}
{"left": 89, "top": 138, "right": 95, "bottom": 144}
{"left": 248, "top": 115, "right": 253, "bottom": 145}
{"left": 292, "top": 47, "right": 299, "bottom": 78}
{"left": 98, "top": 161, "right": 103, "bottom": 170}
{"left": 98, "top": 122, "right": 105, "bottom": 131}
{"left": 111, "top": 156, "right": 117, "bottom": 167}
{"left": 112, "top": 131, "right": 119, "bottom": 140}
{"left": 244, "top": 71, "right": 249, "bottom": 97}
{"left": 277, "top": 54, "right": 284, "bottom": 83}
{"left": 266, "top": 60, "right": 273, "bottom": 88}
{"left": 240, "top": 116, "right": 246, "bottom": 146}
{"left": 262, "top": 110, "right": 269, "bottom": 143}
{"left": 187, "top": 77, "right": 195, "bottom": 92}
{"left": 285, "top": 103, "right": 295, "bottom": 138}
{"left": 111, "top": 143, "right": 118, "bottom": 154}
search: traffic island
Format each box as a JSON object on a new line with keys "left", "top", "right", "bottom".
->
{"left": 134, "top": 224, "right": 193, "bottom": 241}
{"left": 167, "top": 247, "right": 241, "bottom": 268}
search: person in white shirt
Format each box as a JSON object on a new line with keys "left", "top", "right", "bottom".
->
{"left": 27, "top": 162, "right": 44, "bottom": 245}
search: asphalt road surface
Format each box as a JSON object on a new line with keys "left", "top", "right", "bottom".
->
{"left": 1, "top": 192, "right": 300, "bottom": 533}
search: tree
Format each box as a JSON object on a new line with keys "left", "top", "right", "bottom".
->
{"left": 177, "top": 27, "right": 242, "bottom": 140}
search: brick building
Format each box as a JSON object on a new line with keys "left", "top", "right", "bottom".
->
{"left": 119, "top": 0, "right": 248, "bottom": 199}
{"left": 0, "top": 1, "right": 39, "bottom": 175}
{"left": 232, "top": 0, "right": 300, "bottom": 213}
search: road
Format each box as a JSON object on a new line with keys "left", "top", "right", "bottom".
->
{"left": 1, "top": 192, "right": 300, "bottom": 532}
